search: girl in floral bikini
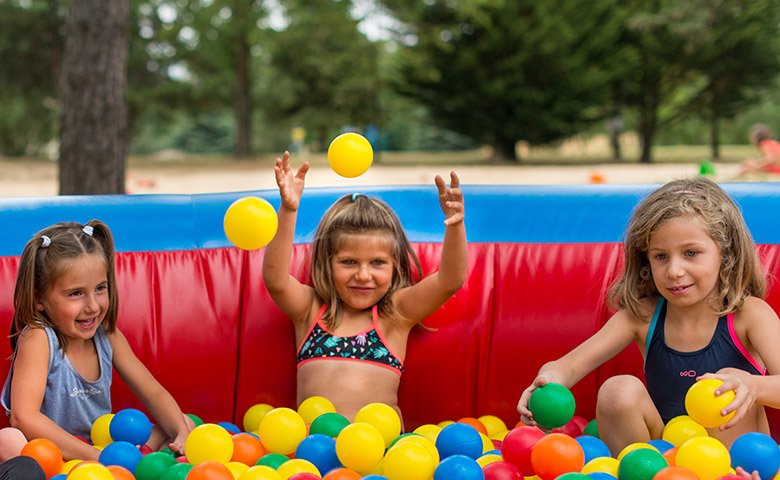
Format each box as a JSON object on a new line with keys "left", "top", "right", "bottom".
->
{"left": 263, "top": 151, "right": 467, "bottom": 421}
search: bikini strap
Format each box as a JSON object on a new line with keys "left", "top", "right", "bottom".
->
{"left": 726, "top": 312, "right": 766, "bottom": 375}
{"left": 644, "top": 298, "right": 665, "bottom": 369}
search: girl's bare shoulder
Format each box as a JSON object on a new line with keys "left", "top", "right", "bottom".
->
{"left": 735, "top": 296, "right": 778, "bottom": 324}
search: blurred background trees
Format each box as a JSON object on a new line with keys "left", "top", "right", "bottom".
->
{"left": 1, "top": 0, "right": 780, "bottom": 188}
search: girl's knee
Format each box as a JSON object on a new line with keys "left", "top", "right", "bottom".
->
{"left": 597, "top": 375, "right": 648, "bottom": 413}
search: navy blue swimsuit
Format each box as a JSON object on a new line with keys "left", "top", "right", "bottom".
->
{"left": 644, "top": 298, "right": 765, "bottom": 423}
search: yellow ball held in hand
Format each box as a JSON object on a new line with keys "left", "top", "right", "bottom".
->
{"left": 685, "top": 378, "right": 736, "bottom": 428}
{"left": 327, "top": 132, "right": 373, "bottom": 178}
{"left": 224, "top": 196, "right": 279, "bottom": 250}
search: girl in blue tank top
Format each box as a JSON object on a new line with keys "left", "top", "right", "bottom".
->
{"left": 0, "top": 220, "right": 193, "bottom": 462}
{"left": 517, "top": 177, "right": 780, "bottom": 458}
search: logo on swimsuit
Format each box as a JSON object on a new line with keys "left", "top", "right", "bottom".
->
{"left": 679, "top": 370, "right": 697, "bottom": 377}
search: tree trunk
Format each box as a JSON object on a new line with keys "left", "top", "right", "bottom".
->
{"left": 710, "top": 105, "right": 720, "bottom": 161}
{"left": 492, "top": 138, "right": 518, "bottom": 161}
{"left": 638, "top": 77, "right": 659, "bottom": 164}
{"left": 59, "top": 0, "right": 130, "bottom": 195}
{"left": 234, "top": 32, "right": 252, "bottom": 158}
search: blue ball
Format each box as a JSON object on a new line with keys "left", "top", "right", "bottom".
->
{"left": 647, "top": 439, "right": 675, "bottom": 453}
{"left": 434, "top": 454, "right": 484, "bottom": 480}
{"left": 99, "top": 440, "right": 143, "bottom": 472}
{"left": 362, "top": 476, "right": 390, "bottom": 480}
{"left": 730, "top": 432, "right": 780, "bottom": 480}
{"left": 588, "top": 473, "right": 617, "bottom": 480}
{"left": 295, "top": 434, "right": 341, "bottom": 474}
{"left": 50, "top": 475, "right": 67, "bottom": 480}
{"left": 435, "top": 423, "right": 483, "bottom": 460}
{"left": 109, "top": 408, "right": 153, "bottom": 446}
{"left": 217, "top": 421, "right": 241, "bottom": 434}
{"left": 576, "top": 435, "right": 611, "bottom": 463}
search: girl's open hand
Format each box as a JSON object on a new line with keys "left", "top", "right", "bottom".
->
{"left": 698, "top": 370, "right": 757, "bottom": 430}
{"left": 274, "top": 151, "right": 310, "bottom": 211}
{"left": 517, "top": 374, "right": 552, "bottom": 426}
{"left": 435, "top": 172, "right": 464, "bottom": 226}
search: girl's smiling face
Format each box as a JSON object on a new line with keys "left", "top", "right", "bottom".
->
{"left": 647, "top": 215, "right": 722, "bottom": 308}
{"left": 330, "top": 233, "right": 396, "bottom": 313}
{"left": 37, "top": 253, "right": 109, "bottom": 342}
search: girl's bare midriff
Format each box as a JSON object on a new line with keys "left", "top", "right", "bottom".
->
{"left": 297, "top": 360, "right": 402, "bottom": 423}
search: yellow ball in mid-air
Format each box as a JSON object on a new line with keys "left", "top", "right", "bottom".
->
{"left": 223, "top": 196, "right": 278, "bottom": 250}
{"left": 327, "top": 132, "right": 373, "bottom": 178}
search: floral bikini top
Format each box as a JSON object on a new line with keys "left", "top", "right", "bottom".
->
{"left": 296, "top": 305, "right": 404, "bottom": 375}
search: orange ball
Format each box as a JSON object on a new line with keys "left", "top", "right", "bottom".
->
{"left": 654, "top": 466, "right": 700, "bottom": 480}
{"left": 21, "top": 438, "right": 63, "bottom": 479}
{"left": 530, "top": 432, "right": 585, "bottom": 480}
{"left": 323, "top": 467, "right": 363, "bottom": 479}
{"left": 231, "top": 433, "right": 267, "bottom": 466}
{"left": 106, "top": 465, "right": 135, "bottom": 480}
{"left": 187, "top": 461, "right": 233, "bottom": 480}
{"left": 663, "top": 447, "right": 679, "bottom": 466}
{"left": 457, "top": 417, "right": 488, "bottom": 436}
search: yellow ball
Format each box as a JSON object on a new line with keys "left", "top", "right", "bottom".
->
{"left": 184, "top": 423, "right": 235, "bottom": 465}
{"left": 412, "top": 424, "right": 442, "bottom": 444}
{"left": 393, "top": 434, "right": 440, "bottom": 464}
{"left": 298, "top": 396, "right": 336, "bottom": 424}
{"left": 327, "top": 132, "right": 373, "bottom": 178}
{"left": 477, "top": 453, "right": 503, "bottom": 468}
{"left": 335, "top": 422, "right": 385, "bottom": 472}
{"left": 478, "top": 414, "right": 508, "bottom": 438}
{"left": 354, "top": 402, "right": 402, "bottom": 448}
{"left": 90, "top": 413, "right": 114, "bottom": 447}
{"left": 685, "top": 378, "right": 736, "bottom": 428}
{"left": 675, "top": 436, "right": 731, "bottom": 480}
{"left": 582, "top": 457, "right": 620, "bottom": 476}
{"left": 258, "top": 407, "right": 307, "bottom": 455}
{"left": 438, "top": 420, "right": 454, "bottom": 429}
{"left": 383, "top": 441, "right": 437, "bottom": 480}
{"left": 276, "top": 458, "right": 320, "bottom": 479}
{"left": 61, "top": 459, "right": 84, "bottom": 474}
{"left": 224, "top": 196, "right": 279, "bottom": 250}
{"left": 67, "top": 462, "right": 113, "bottom": 480}
{"left": 243, "top": 403, "right": 274, "bottom": 433}
{"left": 237, "top": 465, "right": 284, "bottom": 480}
{"left": 662, "top": 416, "right": 709, "bottom": 447}
{"left": 617, "top": 442, "right": 658, "bottom": 461}
{"left": 226, "top": 461, "right": 250, "bottom": 478}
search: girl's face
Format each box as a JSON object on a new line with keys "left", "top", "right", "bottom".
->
{"left": 37, "top": 253, "right": 109, "bottom": 342}
{"left": 647, "top": 215, "right": 722, "bottom": 309}
{"left": 330, "top": 233, "right": 395, "bottom": 313}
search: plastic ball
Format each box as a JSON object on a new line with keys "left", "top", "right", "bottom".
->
{"left": 675, "top": 436, "right": 731, "bottom": 480}
{"left": 582, "top": 457, "right": 620, "bottom": 477}
{"left": 243, "top": 403, "right": 275, "bottom": 433}
{"left": 310, "top": 412, "right": 350, "bottom": 438}
{"left": 257, "top": 452, "right": 290, "bottom": 469}
{"left": 232, "top": 432, "right": 267, "bottom": 466}
{"left": 185, "top": 423, "right": 235, "bottom": 464}
{"left": 335, "top": 422, "right": 385, "bottom": 472}
{"left": 617, "top": 447, "right": 668, "bottom": 480}
{"left": 226, "top": 461, "right": 250, "bottom": 478}
{"left": 188, "top": 413, "right": 205, "bottom": 427}
{"left": 528, "top": 383, "right": 576, "bottom": 429}
{"left": 106, "top": 465, "right": 135, "bottom": 480}
{"left": 109, "top": 408, "right": 153, "bottom": 446}
{"left": 276, "top": 458, "right": 320, "bottom": 478}
{"left": 238, "top": 465, "right": 284, "bottom": 480}
{"left": 323, "top": 467, "right": 362, "bottom": 479}
{"left": 729, "top": 432, "right": 780, "bottom": 480}
{"left": 685, "top": 379, "right": 736, "bottom": 428}
{"left": 478, "top": 452, "right": 503, "bottom": 468}
{"left": 98, "top": 440, "right": 143, "bottom": 473}
{"left": 90, "top": 413, "right": 114, "bottom": 447}
{"left": 661, "top": 416, "right": 708, "bottom": 447}
{"left": 361, "top": 476, "right": 389, "bottom": 480}
{"left": 653, "top": 466, "right": 700, "bottom": 480}
{"left": 61, "top": 459, "right": 84, "bottom": 475}
{"left": 500, "top": 426, "right": 545, "bottom": 475}
{"left": 647, "top": 439, "right": 675, "bottom": 453}
{"left": 479, "top": 415, "right": 508, "bottom": 438}
{"left": 21, "top": 437, "right": 63, "bottom": 479}
{"left": 557, "top": 474, "right": 592, "bottom": 480}
{"left": 483, "top": 460, "right": 524, "bottom": 479}
{"left": 383, "top": 441, "right": 437, "bottom": 480}
{"left": 392, "top": 433, "right": 440, "bottom": 464}
{"left": 553, "top": 417, "right": 585, "bottom": 437}
{"left": 435, "top": 422, "right": 483, "bottom": 460}
{"left": 457, "top": 417, "right": 489, "bottom": 435}
{"left": 617, "top": 443, "right": 658, "bottom": 461}
{"left": 217, "top": 421, "right": 241, "bottom": 434}
{"left": 433, "top": 454, "right": 483, "bottom": 480}
{"left": 576, "top": 435, "right": 611, "bottom": 463}
{"left": 223, "top": 196, "right": 279, "bottom": 250}
{"left": 258, "top": 407, "right": 308, "bottom": 455}
{"left": 134, "top": 451, "right": 178, "bottom": 480}
{"left": 288, "top": 474, "right": 321, "bottom": 480}
{"left": 298, "top": 396, "right": 336, "bottom": 425}
{"left": 530, "top": 432, "right": 585, "bottom": 480}
{"left": 187, "top": 461, "right": 233, "bottom": 480}
{"left": 583, "top": 419, "right": 599, "bottom": 438}
{"left": 412, "top": 424, "right": 442, "bottom": 444}
{"left": 327, "top": 132, "right": 373, "bottom": 178}
{"left": 67, "top": 461, "right": 113, "bottom": 480}
{"left": 295, "top": 434, "right": 340, "bottom": 475}
{"left": 354, "top": 402, "right": 402, "bottom": 448}
{"left": 160, "top": 462, "right": 194, "bottom": 480}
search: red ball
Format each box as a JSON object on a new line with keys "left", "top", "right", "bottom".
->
{"left": 530, "top": 433, "right": 585, "bottom": 480}
{"left": 483, "top": 461, "right": 524, "bottom": 480}
{"left": 323, "top": 468, "right": 362, "bottom": 479}
{"left": 139, "top": 444, "right": 153, "bottom": 456}
{"left": 289, "top": 474, "right": 321, "bottom": 480}
{"left": 501, "top": 426, "right": 545, "bottom": 475}
{"left": 552, "top": 417, "right": 584, "bottom": 437}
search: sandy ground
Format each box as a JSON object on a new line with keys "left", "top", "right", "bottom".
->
{"left": 0, "top": 156, "right": 753, "bottom": 198}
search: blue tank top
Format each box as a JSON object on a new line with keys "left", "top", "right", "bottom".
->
{"left": 644, "top": 298, "right": 764, "bottom": 424}
{"left": 1, "top": 325, "right": 113, "bottom": 440}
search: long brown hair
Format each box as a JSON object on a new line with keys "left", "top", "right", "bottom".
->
{"left": 12, "top": 220, "right": 119, "bottom": 352}
{"left": 309, "top": 194, "right": 422, "bottom": 329}
{"left": 609, "top": 177, "right": 765, "bottom": 321}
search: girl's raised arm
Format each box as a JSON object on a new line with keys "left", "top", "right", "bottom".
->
{"left": 395, "top": 171, "right": 467, "bottom": 324}
{"left": 262, "top": 151, "right": 315, "bottom": 325}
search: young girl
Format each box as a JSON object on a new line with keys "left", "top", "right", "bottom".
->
{"left": 517, "top": 177, "right": 780, "bottom": 454}
{"left": 736, "top": 123, "right": 780, "bottom": 177}
{"left": 263, "top": 151, "right": 467, "bottom": 421}
{"left": 0, "top": 220, "right": 193, "bottom": 461}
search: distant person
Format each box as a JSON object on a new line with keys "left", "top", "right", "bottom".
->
{"left": 735, "top": 123, "right": 780, "bottom": 177}
{"left": 290, "top": 126, "right": 306, "bottom": 154}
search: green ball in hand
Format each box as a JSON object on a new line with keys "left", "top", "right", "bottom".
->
{"left": 528, "top": 382, "right": 576, "bottom": 429}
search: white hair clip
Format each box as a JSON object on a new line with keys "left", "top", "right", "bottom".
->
{"left": 82, "top": 225, "right": 94, "bottom": 236}
{"left": 40, "top": 235, "right": 51, "bottom": 248}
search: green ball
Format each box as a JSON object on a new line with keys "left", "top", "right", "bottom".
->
{"left": 256, "top": 452, "right": 290, "bottom": 469}
{"left": 186, "top": 413, "right": 204, "bottom": 426}
{"left": 617, "top": 448, "right": 668, "bottom": 480}
{"left": 583, "top": 418, "right": 599, "bottom": 438}
{"left": 134, "top": 451, "right": 178, "bottom": 480}
{"left": 309, "top": 411, "right": 350, "bottom": 437}
{"left": 557, "top": 474, "right": 592, "bottom": 480}
{"left": 160, "top": 462, "right": 194, "bottom": 480}
{"left": 528, "top": 382, "right": 576, "bottom": 429}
